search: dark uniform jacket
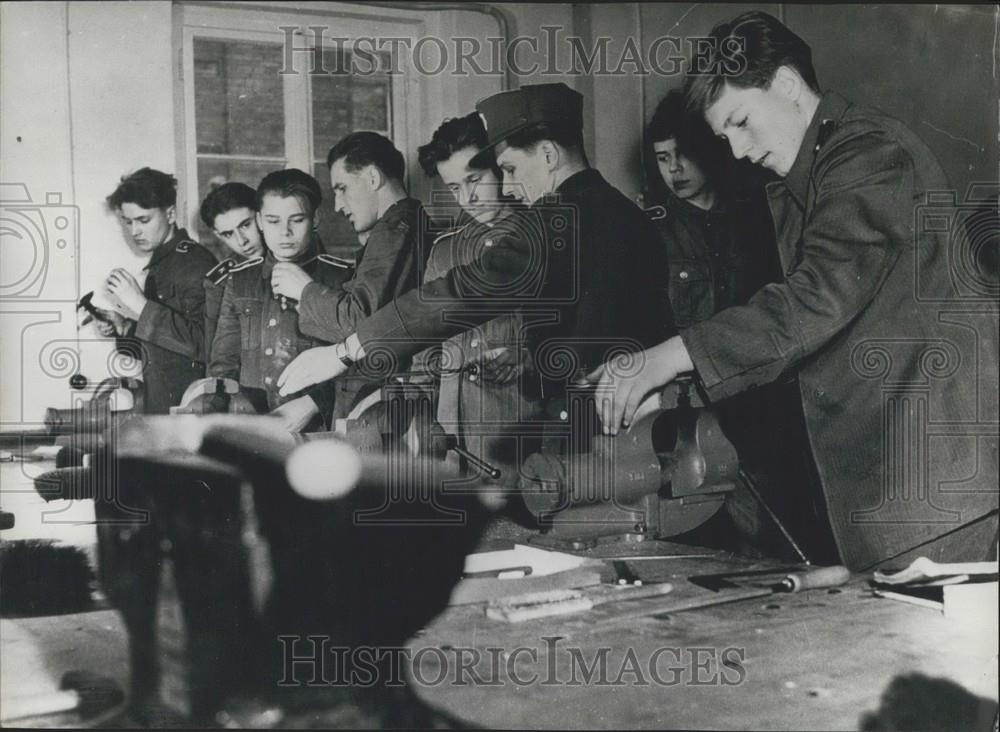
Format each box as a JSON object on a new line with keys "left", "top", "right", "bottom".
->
{"left": 354, "top": 169, "right": 677, "bottom": 403}
{"left": 648, "top": 193, "right": 776, "bottom": 330}
{"left": 408, "top": 207, "right": 542, "bottom": 472}
{"left": 118, "top": 229, "right": 216, "bottom": 414}
{"left": 203, "top": 256, "right": 252, "bottom": 359}
{"left": 208, "top": 247, "right": 353, "bottom": 419}
{"left": 295, "top": 197, "right": 427, "bottom": 419}
{"left": 682, "top": 92, "right": 999, "bottom": 569}
{"left": 297, "top": 197, "right": 426, "bottom": 343}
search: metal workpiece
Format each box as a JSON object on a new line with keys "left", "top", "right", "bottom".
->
{"left": 520, "top": 379, "right": 739, "bottom": 548}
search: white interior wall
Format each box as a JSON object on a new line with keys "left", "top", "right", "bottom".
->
{"left": 2, "top": 1, "right": 175, "bottom": 427}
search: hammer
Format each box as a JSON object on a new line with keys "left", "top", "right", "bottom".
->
{"left": 76, "top": 292, "right": 112, "bottom": 327}
{"left": 0, "top": 670, "right": 124, "bottom": 723}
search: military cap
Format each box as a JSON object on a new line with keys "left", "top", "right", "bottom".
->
{"left": 471, "top": 83, "right": 583, "bottom": 167}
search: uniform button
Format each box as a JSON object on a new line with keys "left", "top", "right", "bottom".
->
{"left": 813, "top": 388, "right": 825, "bottom": 399}
{"left": 484, "top": 238, "right": 494, "bottom": 247}
{"left": 265, "top": 347, "right": 273, "bottom": 356}
{"left": 679, "top": 271, "right": 689, "bottom": 280}
{"left": 470, "top": 338, "right": 480, "bottom": 348}
{"left": 268, "top": 318, "right": 277, "bottom": 327}
{"left": 264, "top": 376, "right": 273, "bottom": 385}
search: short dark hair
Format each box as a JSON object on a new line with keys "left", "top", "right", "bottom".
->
{"left": 106, "top": 167, "right": 177, "bottom": 211}
{"left": 685, "top": 11, "right": 820, "bottom": 115}
{"left": 504, "top": 120, "right": 585, "bottom": 155}
{"left": 418, "top": 113, "right": 495, "bottom": 178}
{"left": 646, "top": 89, "right": 728, "bottom": 182}
{"left": 199, "top": 182, "right": 258, "bottom": 228}
{"left": 255, "top": 168, "right": 322, "bottom": 217}
{"left": 326, "top": 131, "right": 405, "bottom": 182}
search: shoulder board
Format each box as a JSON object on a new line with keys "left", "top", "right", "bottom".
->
{"left": 316, "top": 254, "right": 354, "bottom": 270}
{"left": 432, "top": 221, "right": 472, "bottom": 245}
{"left": 644, "top": 205, "right": 667, "bottom": 222}
{"left": 175, "top": 238, "right": 200, "bottom": 253}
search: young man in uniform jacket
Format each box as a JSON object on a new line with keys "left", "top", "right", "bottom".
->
{"left": 209, "top": 169, "right": 352, "bottom": 431}
{"left": 101, "top": 168, "right": 217, "bottom": 415}
{"left": 97, "top": 167, "right": 218, "bottom": 715}
{"left": 269, "top": 132, "right": 428, "bottom": 419}
{"left": 644, "top": 89, "right": 778, "bottom": 329}
{"left": 644, "top": 88, "right": 818, "bottom": 560}
{"left": 412, "top": 112, "right": 542, "bottom": 483}
{"left": 593, "top": 11, "right": 999, "bottom": 571}
{"left": 199, "top": 182, "right": 266, "bottom": 357}
{"left": 277, "top": 83, "right": 677, "bottom": 430}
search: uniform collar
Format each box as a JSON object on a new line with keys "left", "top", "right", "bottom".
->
{"left": 261, "top": 239, "right": 319, "bottom": 279}
{"left": 781, "top": 91, "right": 851, "bottom": 207}
{"left": 145, "top": 227, "right": 191, "bottom": 270}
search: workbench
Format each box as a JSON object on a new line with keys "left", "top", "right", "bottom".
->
{"left": 2, "top": 459, "right": 997, "bottom": 729}
{"left": 407, "top": 543, "right": 998, "bottom": 730}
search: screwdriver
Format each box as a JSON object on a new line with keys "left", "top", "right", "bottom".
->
{"left": 776, "top": 565, "right": 851, "bottom": 593}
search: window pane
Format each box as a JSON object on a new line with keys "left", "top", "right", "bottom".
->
{"left": 312, "top": 162, "right": 360, "bottom": 258}
{"left": 311, "top": 48, "right": 392, "bottom": 157}
{"left": 194, "top": 38, "right": 285, "bottom": 157}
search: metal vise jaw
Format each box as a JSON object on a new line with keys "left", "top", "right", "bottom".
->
{"left": 520, "top": 377, "right": 739, "bottom": 549}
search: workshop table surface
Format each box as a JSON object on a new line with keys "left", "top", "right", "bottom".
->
{"left": 407, "top": 551, "right": 999, "bottom": 730}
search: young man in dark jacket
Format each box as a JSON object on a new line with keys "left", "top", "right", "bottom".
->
{"left": 199, "top": 182, "right": 266, "bottom": 357}
{"left": 209, "top": 168, "right": 351, "bottom": 431}
{"left": 269, "top": 132, "right": 427, "bottom": 418}
{"left": 101, "top": 167, "right": 216, "bottom": 415}
{"left": 592, "top": 11, "right": 999, "bottom": 570}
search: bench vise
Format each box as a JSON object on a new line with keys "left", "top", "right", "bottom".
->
{"left": 519, "top": 377, "right": 739, "bottom": 549}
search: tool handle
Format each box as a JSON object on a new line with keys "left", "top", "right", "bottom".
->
{"left": 779, "top": 565, "right": 850, "bottom": 592}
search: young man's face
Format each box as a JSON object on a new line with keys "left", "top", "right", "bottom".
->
{"left": 256, "top": 193, "right": 315, "bottom": 261}
{"left": 705, "top": 80, "right": 805, "bottom": 177}
{"left": 436, "top": 146, "right": 504, "bottom": 225}
{"left": 653, "top": 138, "right": 711, "bottom": 204}
{"left": 496, "top": 143, "right": 552, "bottom": 205}
{"left": 212, "top": 206, "right": 265, "bottom": 259}
{"left": 118, "top": 202, "right": 175, "bottom": 253}
{"left": 330, "top": 159, "right": 379, "bottom": 235}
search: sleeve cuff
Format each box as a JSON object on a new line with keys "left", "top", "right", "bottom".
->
{"left": 680, "top": 327, "right": 723, "bottom": 392}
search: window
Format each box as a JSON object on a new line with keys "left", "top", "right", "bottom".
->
{"left": 179, "top": 4, "right": 423, "bottom": 258}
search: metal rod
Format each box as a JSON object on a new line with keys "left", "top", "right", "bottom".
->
{"left": 738, "top": 466, "right": 810, "bottom": 565}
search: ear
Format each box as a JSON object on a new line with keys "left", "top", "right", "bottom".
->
{"left": 312, "top": 208, "right": 321, "bottom": 230}
{"left": 255, "top": 211, "right": 263, "bottom": 230}
{"left": 367, "top": 165, "right": 383, "bottom": 191}
{"left": 539, "top": 141, "right": 560, "bottom": 171}
{"left": 165, "top": 205, "right": 177, "bottom": 225}
{"left": 774, "top": 65, "right": 803, "bottom": 102}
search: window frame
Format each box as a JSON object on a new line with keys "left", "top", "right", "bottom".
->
{"left": 175, "top": 1, "right": 433, "bottom": 236}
